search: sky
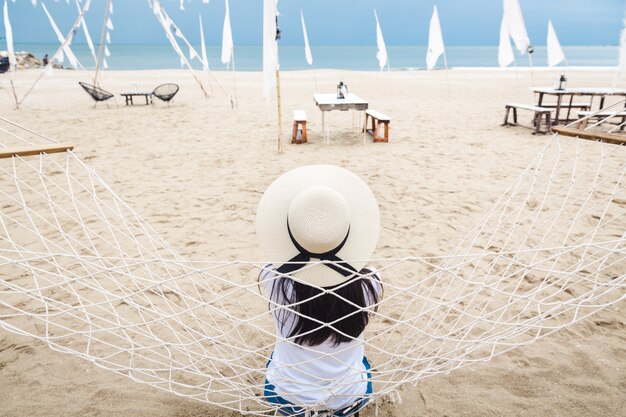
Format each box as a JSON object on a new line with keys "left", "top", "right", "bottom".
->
{"left": 1, "top": 0, "right": 624, "bottom": 47}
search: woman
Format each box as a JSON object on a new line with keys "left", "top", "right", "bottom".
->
{"left": 256, "top": 165, "right": 382, "bottom": 416}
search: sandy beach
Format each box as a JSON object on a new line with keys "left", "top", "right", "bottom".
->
{"left": 0, "top": 67, "right": 624, "bottom": 417}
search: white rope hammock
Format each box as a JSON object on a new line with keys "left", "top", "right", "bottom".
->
{"left": 0, "top": 110, "right": 624, "bottom": 415}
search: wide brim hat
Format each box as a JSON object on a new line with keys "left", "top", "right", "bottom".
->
{"left": 256, "top": 165, "right": 380, "bottom": 288}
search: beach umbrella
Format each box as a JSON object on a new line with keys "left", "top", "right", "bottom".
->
{"left": 498, "top": 13, "right": 514, "bottom": 67}
{"left": 546, "top": 20, "right": 565, "bottom": 67}
{"left": 374, "top": 9, "right": 387, "bottom": 70}
{"left": 221, "top": 0, "right": 233, "bottom": 66}
{"left": 426, "top": 4, "right": 446, "bottom": 70}
{"left": 300, "top": 10, "right": 313, "bottom": 66}
{"left": 503, "top": 0, "right": 530, "bottom": 54}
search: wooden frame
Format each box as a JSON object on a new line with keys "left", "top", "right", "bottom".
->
{"left": 0, "top": 143, "right": 74, "bottom": 159}
{"left": 551, "top": 127, "right": 626, "bottom": 146}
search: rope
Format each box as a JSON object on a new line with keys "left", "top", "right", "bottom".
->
{"left": 0, "top": 115, "right": 624, "bottom": 415}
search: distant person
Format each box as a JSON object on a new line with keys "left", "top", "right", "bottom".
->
{"left": 42, "top": 54, "right": 49, "bottom": 66}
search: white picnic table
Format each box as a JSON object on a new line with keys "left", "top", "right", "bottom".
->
{"left": 313, "top": 93, "right": 369, "bottom": 143}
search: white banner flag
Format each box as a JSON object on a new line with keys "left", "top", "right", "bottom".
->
{"left": 41, "top": 2, "right": 80, "bottom": 69}
{"left": 503, "top": 0, "right": 530, "bottom": 54}
{"left": 199, "top": 14, "right": 209, "bottom": 70}
{"left": 75, "top": 0, "right": 97, "bottom": 65}
{"left": 619, "top": 16, "right": 626, "bottom": 72}
{"left": 546, "top": 20, "right": 565, "bottom": 67}
{"left": 3, "top": 0, "right": 16, "bottom": 70}
{"left": 300, "top": 10, "right": 313, "bottom": 66}
{"left": 221, "top": 0, "right": 233, "bottom": 65}
{"left": 374, "top": 10, "right": 387, "bottom": 70}
{"left": 263, "top": 0, "right": 279, "bottom": 98}
{"left": 426, "top": 5, "right": 445, "bottom": 70}
{"left": 498, "top": 13, "right": 514, "bottom": 67}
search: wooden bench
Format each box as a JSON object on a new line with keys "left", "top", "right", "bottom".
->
{"left": 502, "top": 103, "right": 554, "bottom": 135}
{"left": 292, "top": 110, "right": 307, "bottom": 144}
{"left": 577, "top": 110, "right": 626, "bottom": 129}
{"left": 363, "top": 109, "right": 390, "bottom": 142}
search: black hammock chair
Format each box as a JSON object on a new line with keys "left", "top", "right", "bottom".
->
{"left": 151, "top": 83, "right": 179, "bottom": 102}
{"left": 78, "top": 82, "right": 114, "bottom": 102}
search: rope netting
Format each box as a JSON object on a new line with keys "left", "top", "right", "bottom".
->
{"left": 0, "top": 111, "right": 624, "bottom": 415}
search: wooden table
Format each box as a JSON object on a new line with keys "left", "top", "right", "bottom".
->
{"left": 120, "top": 92, "right": 153, "bottom": 106}
{"left": 313, "top": 93, "right": 368, "bottom": 143}
{"left": 533, "top": 87, "right": 626, "bottom": 125}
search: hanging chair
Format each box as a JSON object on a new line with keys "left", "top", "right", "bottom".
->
{"left": 151, "top": 83, "right": 179, "bottom": 102}
{"left": 78, "top": 81, "right": 114, "bottom": 102}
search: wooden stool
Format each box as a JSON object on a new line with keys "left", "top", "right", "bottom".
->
{"left": 363, "top": 109, "right": 390, "bottom": 142}
{"left": 292, "top": 110, "right": 307, "bottom": 144}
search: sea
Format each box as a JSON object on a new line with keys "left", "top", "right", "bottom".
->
{"left": 13, "top": 43, "right": 620, "bottom": 71}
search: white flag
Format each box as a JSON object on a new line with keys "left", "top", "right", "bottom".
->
{"left": 3, "top": 1, "right": 16, "bottom": 71}
{"left": 75, "top": 0, "right": 97, "bottom": 66}
{"left": 374, "top": 10, "right": 387, "bottom": 70}
{"left": 619, "top": 16, "right": 626, "bottom": 72}
{"left": 300, "top": 10, "right": 313, "bottom": 66}
{"left": 199, "top": 14, "right": 209, "bottom": 70}
{"left": 106, "top": 17, "right": 114, "bottom": 30}
{"left": 426, "top": 5, "right": 445, "bottom": 70}
{"left": 221, "top": 0, "right": 233, "bottom": 65}
{"left": 105, "top": 46, "right": 110, "bottom": 57}
{"left": 546, "top": 19, "right": 565, "bottom": 67}
{"left": 179, "top": 0, "right": 184, "bottom": 11}
{"left": 498, "top": 13, "right": 514, "bottom": 67}
{"left": 503, "top": 0, "right": 530, "bottom": 54}
{"left": 263, "top": 0, "right": 279, "bottom": 98}
{"left": 41, "top": 2, "right": 80, "bottom": 68}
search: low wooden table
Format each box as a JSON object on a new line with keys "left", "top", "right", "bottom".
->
{"left": 313, "top": 93, "right": 368, "bottom": 143}
{"left": 120, "top": 92, "right": 153, "bottom": 106}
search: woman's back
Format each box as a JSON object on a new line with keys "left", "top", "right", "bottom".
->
{"left": 260, "top": 267, "right": 381, "bottom": 410}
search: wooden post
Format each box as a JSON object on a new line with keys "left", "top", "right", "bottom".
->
{"left": 10, "top": 79, "right": 19, "bottom": 110}
{"left": 276, "top": 69, "right": 283, "bottom": 154}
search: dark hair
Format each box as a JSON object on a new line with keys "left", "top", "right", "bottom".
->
{"left": 267, "top": 269, "right": 382, "bottom": 347}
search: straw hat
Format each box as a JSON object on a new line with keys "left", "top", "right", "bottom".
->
{"left": 256, "top": 165, "right": 380, "bottom": 288}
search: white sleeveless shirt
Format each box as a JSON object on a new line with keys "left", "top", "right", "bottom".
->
{"left": 260, "top": 266, "right": 381, "bottom": 410}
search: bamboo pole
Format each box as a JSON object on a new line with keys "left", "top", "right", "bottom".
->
{"left": 9, "top": 78, "right": 18, "bottom": 110}
{"left": 276, "top": 69, "right": 283, "bottom": 154}
{"left": 230, "top": 54, "right": 238, "bottom": 109}
{"left": 93, "top": 0, "right": 112, "bottom": 89}
{"left": 18, "top": 0, "right": 92, "bottom": 107}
